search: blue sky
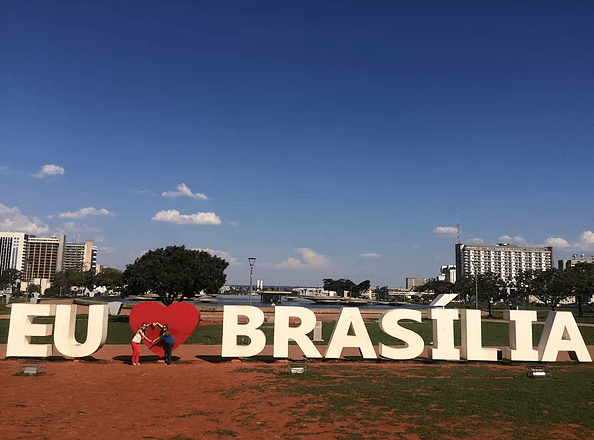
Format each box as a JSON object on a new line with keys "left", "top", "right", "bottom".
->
{"left": 1, "top": 1, "right": 593, "bottom": 288}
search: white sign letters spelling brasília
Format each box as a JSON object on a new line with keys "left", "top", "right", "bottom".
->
{"left": 6, "top": 304, "right": 592, "bottom": 362}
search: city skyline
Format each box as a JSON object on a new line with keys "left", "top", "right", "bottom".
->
{"left": 2, "top": 2, "right": 593, "bottom": 287}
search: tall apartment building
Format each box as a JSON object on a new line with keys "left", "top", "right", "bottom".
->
{"left": 0, "top": 232, "right": 29, "bottom": 274}
{"left": 455, "top": 243, "right": 554, "bottom": 283}
{"left": 24, "top": 235, "right": 66, "bottom": 292}
{"left": 63, "top": 240, "right": 97, "bottom": 273}
{"left": 1, "top": 232, "right": 99, "bottom": 292}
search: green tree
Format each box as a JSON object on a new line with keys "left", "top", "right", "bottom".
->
{"left": 373, "top": 285, "right": 389, "bottom": 301}
{"left": 322, "top": 279, "right": 370, "bottom": 298}
{"left": 564, "top": 263, "right": 594, "bottom": 317}
{"left": 478, "top": 272, "right": 508, "bottom": 318}
{"left": 453, "top": 275, "right": 475, "bottom": 303}
{"left": 0, "top": 268, "right": 21, "bottom": 294}
{"left": 529, "top": 268, "right": 568, "bottom": 310}
{"left": 53, "top": 269, "right": 85, "bottom": 296}
{"left": 512, "top": 269, "right": 540, "bottom": 305}
{"left": 454, "top": 272, "right": 507, "bottom": 317}
{"left": 27, "top": 283, "right": 41, "bottom": 293}
{"left": 93, "top": 267, "right": 123, "bottom": 293}
{"left": 122, "top": 245, "right": 229, "bottom": 305}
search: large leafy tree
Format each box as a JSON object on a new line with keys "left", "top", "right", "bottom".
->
{"left": 479, "top": 272, "right": 508, "bottom": 318}
{"left": 323, "top": 278, "right": 371, "bottom": 298}
{"left": 512, "top": 269, "right": 540, "bottom": 305}
{"left": 373, "top": 285, "right": 390, "bottom": 301}
{"left": 453, "top": 275, "right": 475, "bottom": 303}
{"left": 52, "top": 268, "right": 85, "bottom": 295}
{"left": 529, "top": 267, "right": 569, "bottom": 310}
{"left": 122, "top": 245, "right": 229, "bottom": 305}
{"left": 564, "top": 263, "right": 594, "bottom": 317}
{"left": 0, "top": 268, "right": 21, "bottom": 294}
{"left": 93, "top": 267, "right": 123, "bottom": 293}
{"left": 454, "top": 272, "right": 507, "bottom": 317}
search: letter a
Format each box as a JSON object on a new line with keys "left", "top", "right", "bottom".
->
{"left": 538, "top": 311, "right": 592, "bottom": 362}
{"left": 325, "top": 308, "right": 376, "bottom": 359}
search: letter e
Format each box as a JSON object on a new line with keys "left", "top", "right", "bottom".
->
{"left": 6, "top": 304, "right": 56, "bottom": 357}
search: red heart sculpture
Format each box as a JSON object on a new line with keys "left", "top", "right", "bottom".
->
{"left": 129, "top": 302, "right": 200, "bottom": 357}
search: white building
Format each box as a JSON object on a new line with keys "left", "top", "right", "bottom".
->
{"left": 63, "top": 240, "right": 98, "bottom": 273}
{"left": 24, "top": 235, "right": 66, "bottom": 292}
{"left": 0, "top": 231, "right": 98, "bottom": 292}
{"left": 437, "top": 265, "right": 457, "bottom": 283}
{"left": 0, "top": 232, "right": 30, "bottom": 274}
{"left": 455, "top": 243, "right": 554, "bottom": 283}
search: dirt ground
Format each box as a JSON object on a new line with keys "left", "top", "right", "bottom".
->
{"left": 2, "top": 358, "right": 382, "bottom": 440}
{"left": 1, "top": 356, "right": 592, "bottom": 440}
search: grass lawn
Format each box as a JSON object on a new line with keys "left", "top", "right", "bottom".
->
{"left": 246, "top": 362, "right": 594, "bottom": 439}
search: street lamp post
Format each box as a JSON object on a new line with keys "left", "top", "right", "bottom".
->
{"left": 248, "top": 257, "right": 256, "bottom": 306}
{"left": 474, "top": 262, "right": 479, "bottom": 310}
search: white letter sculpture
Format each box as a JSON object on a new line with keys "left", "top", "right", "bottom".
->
{"left": 221, "top": 306, "right": 266, "bottom": 357}
{"left": 325, "top": 308, "right": 377, "bottom": 359}
{"left": 7, "top": 304, "right": 57, "bottom": 357}
{"left": 428, "top": 308, "right": 460, "bottom": 360}
{"left": 503, "top": 310, "right": 539, "bottom": 361}
{"left": 538, "top": 311, "right": 592, "bottom": 362}
{"left": 379, "top": 309, "right": 425, "bottom": 360}
{"left": 460, "top": 309, "right": 498, "bottom": 361}
{"left": 273, "top": 306, "right": 322, "bottom": 358}
{"left": 53, "top": 305, "right": 108, "bottom": 358}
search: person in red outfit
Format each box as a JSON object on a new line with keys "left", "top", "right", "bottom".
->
{"left": 131, "top": 323, "right": 151, "bottom": 365}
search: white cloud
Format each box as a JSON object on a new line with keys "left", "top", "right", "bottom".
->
{"left": 59, "top": 207, "right": 115, "bottom": 219}
{"left": 151, "top": 210, "right": 221, "bottom": 225}
{"left": 543, "top": 231, "right": 594, "bottom": 251}
{"left": 99, "top": 247, "right": 117, "bottom": 254}
{"left": 0, "top": 204, "right": 50, "bottom": 234}
{"left": 162, "top": 183, "right": 208, "bottom": 200}
{"left": 229, "top": 221, "right": 240, "bottom": 227}
{"left": 498, "top": 235, "right": 530, "bottom": 246}
{"left": 359, "top": 252, "right": 381, "bottom": 259}
{"left": 196, "top": 248, "right": 241, "bottom": 266}
{"left": 492, "top": 231, "right": 594, "bottom": 252}
{"left": 33, "top": 164, "right": 65, "bottom": 179}
{"left": 1, "top": 165, "right": 10, "bottom": 174}
{"left": 275, "top": 248, "right": 333, "bottom": 270}
{"left": 578, "top": 231, "right": 594, "bottom": 248}
{"left": 543, "top": 237, "right": 570, "bottom": 247}
{"left": 434, "top": 226, "right": 458, "bottom": 236}
{"left": 466, "top": 238, "right": 484, "bottom": 245}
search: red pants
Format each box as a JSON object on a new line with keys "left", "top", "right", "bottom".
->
{"left": 131, "top": 342, "right": 141, "bottom": 364}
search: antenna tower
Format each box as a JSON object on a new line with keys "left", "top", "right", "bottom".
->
{"left": 456, "top": 208, "right": 460, "bottom": 244}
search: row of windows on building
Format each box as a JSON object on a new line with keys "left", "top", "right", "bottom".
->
{"left": 0, "top": 232, "right": 97, "bottom": 292}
